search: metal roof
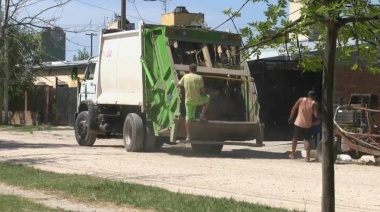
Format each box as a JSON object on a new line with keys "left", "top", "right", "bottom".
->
{"left": 32, "top": 59, "right": 89, "bottom": 70}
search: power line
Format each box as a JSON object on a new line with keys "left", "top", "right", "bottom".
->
{"left": 66, "top": 37, "right": 90, "bottom": 48}
{"left": 59, "top": 23, "right": 104, "bottom": 27}
{"left": 129, "top": 0, "right": 144, "bottom": 21}
{"left": 213, "top": 0, "right": 250, "bottom": 30}
{"left": 71, "top": 0, "right": 160, "bottom": 24}
{"left": 72, "top": 0, "right": 117, "bottom": 13}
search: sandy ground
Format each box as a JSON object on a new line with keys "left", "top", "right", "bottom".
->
{"left": 0, "top": 130, "right": 379, "bottom": 212}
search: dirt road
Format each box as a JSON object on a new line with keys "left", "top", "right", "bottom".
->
{"left": 0, "top": 130, "right": 379, "bottom": 212}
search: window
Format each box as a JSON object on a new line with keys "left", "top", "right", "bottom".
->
{"left": 168, "top": 39, "right": 241, "bottom": 70}
{"left": 86, "top": 63, "right": 96, "bottom": 80}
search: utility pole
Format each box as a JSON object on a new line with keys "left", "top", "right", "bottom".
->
{"left": 162, "top": 0, "right": 168, "bottom": 14}
{"left": 85, "top": 33, "right": 97, "bottom": 56}
{"left": 121, "top": 0, "right": 126, "bottom": 30}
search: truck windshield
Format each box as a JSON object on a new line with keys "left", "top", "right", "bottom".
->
{"left": 169, "top": 39, "right": 241, "bottom": 70}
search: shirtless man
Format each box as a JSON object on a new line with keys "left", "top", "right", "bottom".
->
{"left": 288, "top": 90, "right": 320, "bottom": 162}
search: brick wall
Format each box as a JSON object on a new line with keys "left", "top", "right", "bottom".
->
{"left": 335, "top": 65, "right": 380, "bottom": 107}
{"left": 334, "top": 64, "right": 380, "bottom": 126}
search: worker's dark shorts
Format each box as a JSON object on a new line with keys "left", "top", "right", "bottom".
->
{"left": 293, "top": 125, "right": 312, "bottom": 141}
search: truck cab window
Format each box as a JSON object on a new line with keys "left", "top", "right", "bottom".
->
{"left": 86, "top": 63, "right": 96, "bottom": 80}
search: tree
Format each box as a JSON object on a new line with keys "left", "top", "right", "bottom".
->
{"left": 0, "top": 0, "right": 70, "bottom": 124}
{"left": 7, "top": 26, "right": 41, "bottom": 96}
{"left": 73, "top": 47, "right": 90, "bottom": 61}
{"left": 225, "top": 0, "right": 380, "bottom": 211}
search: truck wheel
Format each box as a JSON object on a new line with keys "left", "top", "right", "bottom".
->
{"left": 123, "top": 113, "right": 144, "bottom": 152}
{"left": 155, "top": 136, "right": 167, "bottom": 148}
{"left": 374, "top": 156, "right": 380, "bottom": 163}
{"left": 74, "top": 111, "right": 97, "bottom": 146}
{"left": 143, "top": 123, "right": 156, "bottom": 151}
{"left": 255, "top": 128, "right": 264, "bottom": 146}
{"left": 208, "top": 145, "right": 224, "bottom": 154}
{"left": 317, "top": 141, "right": 338, "bottom": 162}
{"left": 348, "top": 151, "right": 362, "bottom": 160}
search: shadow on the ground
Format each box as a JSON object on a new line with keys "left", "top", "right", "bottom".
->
{"left": 0, "top": 139, "right": 74, "bottom": 151}
{"left": 91, "top": 141, "right": 303, "bottom": 160}
{"left": 1, "top": 156, "right": 69, "bottom": 166}
{"left": 154, "top": 146, "right": 303, "bottom": 160}
{"left": 93, "top": 145, "right": 124, "bottom": 148}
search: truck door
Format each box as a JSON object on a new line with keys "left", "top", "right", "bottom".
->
{"left": 79, "top": 62, "right": 97, "bottom": 102}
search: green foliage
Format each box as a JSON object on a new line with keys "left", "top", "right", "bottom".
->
{"left": 0, "top": 26, "right": 41, "bottom": 98}
{"left": 0, "top": 194, "right": 69, "bottom": 212}
{"left": 226, "top": 0, "right": 380, "bottom": 72}
{"left": 73, "top": 48, "right": 90, "bottom": 61}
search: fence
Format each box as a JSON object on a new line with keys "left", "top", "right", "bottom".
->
{"left": 55, "top": 87, "right": 77, "bottom": 126}
{"left": 8, "top": 85, "right": 77, "bottom": 126}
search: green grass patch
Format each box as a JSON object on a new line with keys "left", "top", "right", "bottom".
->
{"left": 0, "top": 125, "right": 72, "bottom": 132}
{"left": 0, "top": 194, "right": 69, "bottom": 211}
{"left": 0, "top": 163, "right": 299, "bottom": 212}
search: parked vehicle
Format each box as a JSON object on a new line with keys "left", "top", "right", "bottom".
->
{"left": 74, "top": 22, "right": 264, "bottom": 153}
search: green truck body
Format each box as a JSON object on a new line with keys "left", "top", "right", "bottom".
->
{"left": 74, "top": 23, "right": 264, "bottom": 153}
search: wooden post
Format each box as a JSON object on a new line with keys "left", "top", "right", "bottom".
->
{"left": 45, "top": 86, "right": 49, "bottom": 124}
{"left": 24, "top": 91, "right": 27, "bottom": 111}
{"left": 55, "top": 77, "right": 58, "bottom": 125}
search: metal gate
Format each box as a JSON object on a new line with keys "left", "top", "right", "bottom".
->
{"left": 55, "top": 87, "right": 77, "bottom": 126}
{"left": 248, "top": 59, "right": 322, "bottom": 140}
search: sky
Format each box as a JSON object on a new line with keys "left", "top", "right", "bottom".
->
{"left": 34, "top": 0, "right": 278, "bottom": 61}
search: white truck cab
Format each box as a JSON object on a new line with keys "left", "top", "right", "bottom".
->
{"left": 78, "top": 56, "right": 98, "bottom": 104}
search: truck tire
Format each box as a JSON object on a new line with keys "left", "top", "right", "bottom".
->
{"left": 317, "top": 141, "right": 338, "bottom": 162}
{"left": 348, "top": 151, "right": 362, "bottom": 160}
{"left": 208, "top": 145, "right": 224, "bottom": 154}
{"left": 374, "top": 156, "right": 380, "bottom": 163}
{"left": 74, "top": 111, "right": 97, "bottom": 146}
{"left": 255, "top": 128, "right": 264, "bottom": 147}
{"left": 123, "top": 113, "right": 144, "bottom": 152}
{"left": 155, "top": 137, "right": 167, "bottom": 148}
{"left": 143, "top": 123, "right": 156, "bottom": 151}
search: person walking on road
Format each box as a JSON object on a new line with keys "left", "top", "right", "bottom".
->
{"left": 288, "top": 90, "right": 320, "bottom": 162}
{"left": 177, "top": 63, "right": 210, "bottom": 141}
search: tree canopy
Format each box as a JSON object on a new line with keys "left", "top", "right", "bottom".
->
{"left": 6, "top": 26, "right": 42, "bottom": 97}
{"left": 226, "top": 0, "right": 380, "bottom": 72}
{"left": 225, "top": 0, "right": 380, "bottom": 211}
{"left": 73, "top": 47, "right": 90, "bottom": 61}
{"left": 0, "top": 0, "right": 70, "bottom": 124}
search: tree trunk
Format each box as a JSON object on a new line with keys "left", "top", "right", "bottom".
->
{"left": 4, "top": 38, "right": 9, "bottom": 125}
{"left": 321, "top": 20, "right": 339, "bottom": 212}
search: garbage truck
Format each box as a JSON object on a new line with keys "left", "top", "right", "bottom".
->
{"left": 74, "top": 22, "right": 264, "bottom": 153}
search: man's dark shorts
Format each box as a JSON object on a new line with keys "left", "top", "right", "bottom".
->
{"left": 293, "top": 125, "right": 312, "bottom": 141}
